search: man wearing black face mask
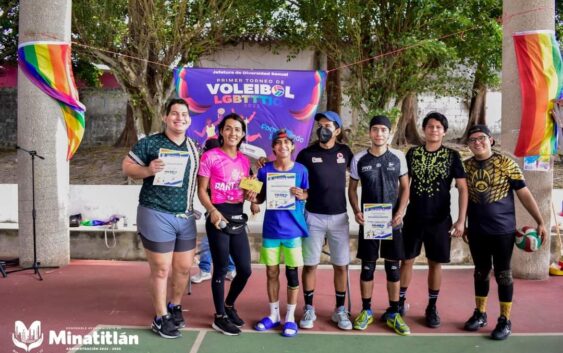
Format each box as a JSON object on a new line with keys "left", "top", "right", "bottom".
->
{"left": 296, "top": 111, "right": 354, "bottom": 330}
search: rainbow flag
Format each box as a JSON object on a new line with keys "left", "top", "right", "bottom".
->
{"left": 18, "top": 41, "right": 86, "bottom": 160}
{"left": 513, "top": 31, "right": 562, "bottom": 157}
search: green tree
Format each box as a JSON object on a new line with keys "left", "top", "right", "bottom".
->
{"left": 0, "top": 0, "right": 18, "bottom": 65}
{"left": 0, "top": 1, "right": 102, "bottom": 86}
{"left": 72, "top": 0, "right": 278, "bottom": 144}
{"left": 450, "top": 0, "right": 502, "bottom": 141}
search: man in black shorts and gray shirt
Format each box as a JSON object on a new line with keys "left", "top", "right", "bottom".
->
{"left": 399, "top": 112, "right": 468, "bottom": 328}
{"left": 348, "top": 115, "right": 410, "bottom": 336}
{"left": 297, "top": 111, "right": 354, "bottom": 330}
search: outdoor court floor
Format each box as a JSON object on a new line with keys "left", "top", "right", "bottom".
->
{"left": 2, "top": 260, "right": 562, "bottom": 353}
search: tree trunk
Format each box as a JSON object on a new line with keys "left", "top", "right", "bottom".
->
{"left": 326, "top": 55, "right": 341, "bottom": 115}
{"left": 17, "top": 0, "right": 70, "bottom": 266}
{"left": 502, "top": 0, "right": 552, "bottom": 279}
{"left": 392, "top": 92, "right": 422, "bottom": 146}
{"left": 461, "top": 71, "right": 488, "bottom": 142}
{"left": 114, "top": 101, "right": 138, "bottom": 147}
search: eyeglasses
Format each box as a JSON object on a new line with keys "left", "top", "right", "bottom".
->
{"left": 468, "top": 135, "right": 488, "bottom": 144}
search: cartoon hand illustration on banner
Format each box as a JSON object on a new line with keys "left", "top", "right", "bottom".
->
{"left": 290, "top": 71, "right": 325, "bottom": 120}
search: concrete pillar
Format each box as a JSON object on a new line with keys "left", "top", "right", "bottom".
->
{"left": 501, "top": 0, "right": 554, "bottom": 279}
{"left": 17, "top": 0, "right": 72, "bottom": 266}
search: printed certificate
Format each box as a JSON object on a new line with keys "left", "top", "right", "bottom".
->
{"left": 266, "top": 173, "right": 296, "bottom": 210}
{"left": 363, "top": 203, "right": 393, "bottom": 240}
{"left": 153, "top": 148, "right": 190, "bottom": 187}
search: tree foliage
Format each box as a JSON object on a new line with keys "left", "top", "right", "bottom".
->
{"left": 72, "top": 0, "right": 279, "bottom": 136}
{"left": 0, "top": 0, "right": 19, "bottom": 65}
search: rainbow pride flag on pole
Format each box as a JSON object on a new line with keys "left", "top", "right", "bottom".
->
{"left": 513, "top": 30, "right": 562, "bottom": 158}
{"left": 18, "top": 41, "right": 86, "bottom": 160}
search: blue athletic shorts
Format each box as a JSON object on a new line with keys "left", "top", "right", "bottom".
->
{"left": 137, "top": 205, "right": 197, "bottom": 253}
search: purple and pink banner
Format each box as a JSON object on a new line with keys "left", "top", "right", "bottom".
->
{"left": 174, "top": 67, "right": 326, "bottom": 159}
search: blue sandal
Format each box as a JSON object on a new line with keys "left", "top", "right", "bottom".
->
{"left": 254, "top": 317, "right": 280, "bottom": 331}
{"left": 281, "top": 321, "right": 298, "bottom": 337}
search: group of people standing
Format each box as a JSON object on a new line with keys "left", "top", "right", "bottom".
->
{"left": 122, "top": 98, "right": 546, "bottom": 341}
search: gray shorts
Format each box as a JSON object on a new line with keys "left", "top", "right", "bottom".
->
{"left": 137, "top": 205, "right": 197, "bottom": 253}
{"left": 302, "top": 211, "right": 350, "bottom": 266}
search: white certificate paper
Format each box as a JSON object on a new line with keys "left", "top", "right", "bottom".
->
{"left": 266, "top": 173, "right": 296, "bottom": 210}
{"left": 363, "top": 203, "right": 393, "bottom": 240}
{"left": 153, "top": 148, "right": 190, "bottom": 187}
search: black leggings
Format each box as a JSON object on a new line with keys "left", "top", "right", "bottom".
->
{"left": 206, "top": 203, "right": 252, "bottom": 315}
{"left": 468, "top": 232, "right": 514, "bottom": 302}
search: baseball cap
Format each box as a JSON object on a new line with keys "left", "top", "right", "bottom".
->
{"left": 272, "top": 128, "right": 295, "bottom": 146}
{"left": 369, "top": 115, "right": 392, "bottom": 130}
{"left": 467, "top": 124, "right": 495, "bottom": 146}
{"left": 315, "top": 111, "right": 343, "bottom": 128}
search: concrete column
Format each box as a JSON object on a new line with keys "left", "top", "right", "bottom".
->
{"left": 501, "top": 0, "right": 554, "bottom": 279}
{"left": 17, "top": 0, "right": 72, "bottom": 266}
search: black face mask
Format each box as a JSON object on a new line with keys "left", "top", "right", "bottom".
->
{"left": 317, "top": 127, "right": 333, "bottom": 143}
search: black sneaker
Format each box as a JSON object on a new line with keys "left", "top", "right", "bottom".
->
{"left": 225, "top": 306, "right": 245, "bottom": 327}
{"left": 379, "top": 307, "right": 393, "bottom": 322}
{"left": 425, "top": 305, "right": 441, "bottom": 328}
{"left": 491, "top": 316, "right": 511, "bottom": 340}
{"left": 212, "top": 315, "right": 241, "bottom": 336}
{"left": 151, "top": 314, "right": 181, "bottom": 339}
{"left": 464, "top": 309, "right": 487, "bottom": 331}
{"left": 168, "top": 303, "right": 186, "bottom": 328}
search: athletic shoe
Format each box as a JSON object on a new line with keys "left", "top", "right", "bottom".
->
{"left": 425, "top": 305, "right": 441, "bottom": 328}
{"left": 331, "top": 306, "right": 353, "bottom": 330}
{"left": 151, "top": 314, "right": 181, "bottom": 339}
{"left": 379, "top": 307, "right": 392, "bottom": 322}
{"left": 224, "top": 306, "right": 244, "bottom": 327}
{"left": 491, "top": 316, "right": 511, "bottom": 340}
{"left": 299, "top": 304, "right": 317, "bottom": 329}
{"left": 353, "top": 309, "right": 373, "bottom": 330}
{"left": 191, "top": 270, "right": 211, "bottom": 284}
{"left": 226, "top": 270, "right": 237, "bottom": 281}
{"left": 212, "top": 315, "right": 241, "bottom": 336}
{"left": 167, "top": 303, "right": 185, "bottom": 328}
{"left": 398, "top": 298, "right": 409, "bottom": 316}
{"left": 386, "top": 312, "right": 411, "bottom": 336}
{"left": 464, "top": 309, "right": 488, "bottom": 331}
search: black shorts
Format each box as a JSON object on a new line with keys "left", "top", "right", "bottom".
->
{"left": 356, "top": 226, "right": 405, "bottom": 261}
{"left": 403, "top": 216, "right": 452, "bottom": 263}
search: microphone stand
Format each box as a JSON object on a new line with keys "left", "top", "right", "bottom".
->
{"left": 6, "top": 145, "right": 58, "bottom": 280}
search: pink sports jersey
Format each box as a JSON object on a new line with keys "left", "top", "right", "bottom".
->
{"left": 198, "top": 148, "right": 251, "bottom": 204}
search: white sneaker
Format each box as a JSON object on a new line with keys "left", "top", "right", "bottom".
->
{"left": 299, "top": 305, "right": 316, "bottom": 329}
{"left": 226, "top": 270, "right": 236, "bottom": 281}
{"left": 191, "top": 270, "right": 211, "bottom": 284}
{"left": 331, "top": 306, "right": 352, "bottom": 330}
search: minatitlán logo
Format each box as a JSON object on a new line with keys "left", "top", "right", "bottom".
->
{"left": 12, "top": 321, "right": 44, "bottom": 352}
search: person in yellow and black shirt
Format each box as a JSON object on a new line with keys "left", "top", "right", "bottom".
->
{"left": 463, "top": 124, "right": 547, "bottom": 340}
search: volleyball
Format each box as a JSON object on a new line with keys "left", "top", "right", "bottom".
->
{"left": 515, "top": 226, "right": 542, "bottom": 252}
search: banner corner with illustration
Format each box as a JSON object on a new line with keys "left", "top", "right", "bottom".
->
{"left": 174, "top": 67, "right": 327, "bottom": 159}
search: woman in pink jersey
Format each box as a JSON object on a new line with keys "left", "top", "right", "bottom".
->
{"left": 198, "top": 113, "right": 255, "bottom": 336}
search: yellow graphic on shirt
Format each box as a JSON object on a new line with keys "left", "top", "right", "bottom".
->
{"left": 464, "top": 154, "right": 524, "bottom": 204}
{"left": 410, "top": 147, "right": 451, "bottom": 197}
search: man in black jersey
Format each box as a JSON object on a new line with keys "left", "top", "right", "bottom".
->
{"left": 349, "top": 115, "right": 410, "bottom": 335}
{"left": 399, "top": 112, "right": 468, "bottom": 328}
{"left": 463, "top": 124, "right": 546, "bottom": 340}
{"left": 296, "top": 111, "right": 354, "bottom": 330}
